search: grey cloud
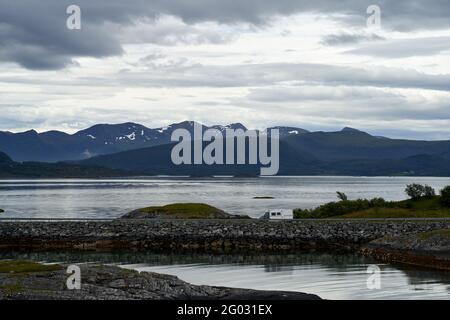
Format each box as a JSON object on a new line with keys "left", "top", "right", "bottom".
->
{"left": 321, "top": 32, "right": 385, "bottom": 46}
{"left": 108, "top": 62, "right": 450, "bottom": 92}
{"left": 228, "top": 88, "right": 450, "bottom": 124}
{"left": 0, "top": 3, "right": 123, "bottom": 70}
{"left": 2, "top": 62, "right": 450, "bottom": 93}
{"left": 246, "top": 86, "right": 402, "bottom": 103}
{"left": 0, "top": 104, "right": 48, "bottom": 128}
{"left": 2, "top": 0, "right": 450, "bottom": 70}
{"left": 346, "top": 36, "right": 450, "bottom": 58}
{"left": 117, "top": 16, "right": 234, "bottom": 46}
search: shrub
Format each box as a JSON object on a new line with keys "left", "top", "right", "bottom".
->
{"left": 369, "top": 197, "right": 386, "bottom": 207}
{"left": 440, "top": 186, "right": 450, "bottom": 207}
{"left": 336, "top": 191, "right": 348, "bottom": 201}
{"left": 405, "top": 184, "right": 436, "bottom": 199}
{"left": 424, "top": 185, "right": 436, "bottom": 197}
{"left": 294, "top": 197, "right": 387, "bottom": 219}
{"left": 405, "top": 184, "right": 426, "bottom": 199}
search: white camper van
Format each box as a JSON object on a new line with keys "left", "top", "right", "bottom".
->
{"left": 261, "top": 209, "right": 294, "bottom": 220}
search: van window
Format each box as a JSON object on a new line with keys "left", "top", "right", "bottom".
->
{"left": 277, "top": 212, "right": 281, "bottom": 216}
{"left": 271, "top": 212, "right": 276, "bottom": 216}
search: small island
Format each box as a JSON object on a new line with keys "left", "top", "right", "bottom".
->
{"left": 121, "top": 203, "right": 249, "bottom": 219}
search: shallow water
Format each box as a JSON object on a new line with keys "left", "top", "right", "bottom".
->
{"left": 0, "top": 251, "right": 449, "bottom": 300}
{"left": 1, "top": 176, "right": 450, "bottom": 219}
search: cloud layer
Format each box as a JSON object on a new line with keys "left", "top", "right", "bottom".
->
{"left": 1, "top": 0, "right": 450, "bottom": 140}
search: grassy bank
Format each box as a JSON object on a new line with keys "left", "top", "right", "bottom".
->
{"left": 340, "top": 197, "right": 450, "bottom": 218}
{"left": 0, "top": 260, "right": 62, "bottom": 274}
{"left": 295, "top": 190, "right": 450, "bottom": 219}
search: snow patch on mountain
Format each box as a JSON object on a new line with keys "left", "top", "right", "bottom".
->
{"left": 126, "top": 132, "right": 136, "bottom": 140}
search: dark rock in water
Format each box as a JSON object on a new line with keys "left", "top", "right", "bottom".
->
{"left": 253, "top": 196, "right": 275, "bottom": 199}
{"left": 121, "top": 203, "right": 249, "bottom": 220}
{"left": 0, "top": 262, "right": 321, "bottom": 300}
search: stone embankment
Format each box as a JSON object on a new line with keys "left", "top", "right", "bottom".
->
{"left": 1, "top": 219, "right": 449, "bottom": 251}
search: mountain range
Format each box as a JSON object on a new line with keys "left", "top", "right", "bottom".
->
{"left": 1, "top": 121, "right": 450, "bottom": 177}
{"left": 0, "top": 121, "right": 299, "bottom": 162}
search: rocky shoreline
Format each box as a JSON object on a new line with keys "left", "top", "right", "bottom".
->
{"left": 0, "top": 262, "right": 320, "bottom": 300}
{"left": 360, "top": 229, "right": 450, "bottom": 270}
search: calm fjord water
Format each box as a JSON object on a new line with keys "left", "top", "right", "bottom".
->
{"left": 0, "top": 176, "right": 450, "bottom": 219}
{"left": 1, "top": 176, "right": 450, "bottom": 300}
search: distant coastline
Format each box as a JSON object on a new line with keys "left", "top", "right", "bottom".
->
{"left": 1, "top": 121, "right": 450, "bottom": 177}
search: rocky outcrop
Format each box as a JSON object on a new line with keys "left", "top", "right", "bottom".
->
{"left": 0, "top": 263, "right": 321, "bottom": 300}
{"left": 1, "top": 220, "right": 449, "bottom": 252}
{"left": 360, "top": 229, "right": 450, "bottom": 270}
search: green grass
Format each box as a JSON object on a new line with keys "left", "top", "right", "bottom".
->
{"left": 396, "top": 197, "right": 442, "bottom": 210}
{"left": 340, "top": 208, "right": 450, "bottom": 219}
{"left": 137, "top": 203, "right": 229, "bottom": 219}
{"left": 341, "top": 197, "right": 450, "bottom": 218}
{"left": 295, "top": 196, "right": 450, "bottom": 219}
{"left": 0, "top": 260, "right": 63, "bottom": 274}
{"left": 0, "top": 284, "right": 24, "bottom": 294}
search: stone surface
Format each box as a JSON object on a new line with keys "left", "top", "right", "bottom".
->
{"left": 360, "top": 228, "right": 450, "bottom": 270}
{"left": 1, "top": 220, "right": 450, "bottom": 251}
{"left": 367, "top": 229, "right": 450, "bottom": 252}
{"left": 0, "top": 263, "right": 321, "bottom": 300}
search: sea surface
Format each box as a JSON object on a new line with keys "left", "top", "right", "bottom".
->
{"left": 0, "top": 176, "right": 450, "bottom": 219}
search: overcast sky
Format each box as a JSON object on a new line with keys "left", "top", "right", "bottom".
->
{"left": 1, "top": 0, "right": 450, "bottom": 140}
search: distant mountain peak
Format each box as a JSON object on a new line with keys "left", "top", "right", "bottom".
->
{"left": 342, "top": 127, "right": 359, "bottom": 132}
{"left": 20, "top": 129, "right": 38, "bottom": 135}
{"left": 177, "top": 120, "right": 198, "bottom": 126}
{"left": 341, "top": 127, "right": 367, "bottom": 134}
{"left": 226, "top": 123, "right": 247, "bottom": 130}
{"left": 266, "top": 126, "right": 309, "bottom": 137}
{"left": 0, "top": 151, "right": 13, "bottom": 164}
{"left": 211, "top": 123, "right": 248, "bottom": 132}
